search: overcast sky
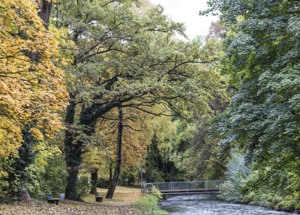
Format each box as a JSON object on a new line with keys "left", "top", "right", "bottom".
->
{"left": 148, "top": 0, "right": 218, "bottom": 40}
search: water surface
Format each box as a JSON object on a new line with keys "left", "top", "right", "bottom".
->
{"left": 159, "top": 195, "right": 298, "bottom": 215}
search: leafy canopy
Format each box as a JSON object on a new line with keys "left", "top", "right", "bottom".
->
{"left": 205, "top": 0, "right": 300, "bottom": 210}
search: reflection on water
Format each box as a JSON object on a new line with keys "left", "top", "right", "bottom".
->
{"left": 159, "top": 195, "right": 298, "bottom": 215}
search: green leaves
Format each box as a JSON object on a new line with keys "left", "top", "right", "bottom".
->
{"left": 205, "top": 0, "right": 300, "bottom": 210}
{"left": 58, "top": 0, "right": 227, "bottom": 199}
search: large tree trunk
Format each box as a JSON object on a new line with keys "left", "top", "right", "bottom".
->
{"left": 106, "top": 107, "right": 123, "bottom": 199}
{"left": 64, "top": 93, "right": 82, "bottom": 200}
{"left": 65, "top": 166, "right": 80, "bottom": 200}
{"left": 64, "top": 98, "right": 121, "bottom": 199}
{"left": 38, "top": 0, "right": 52, "bottom": 29}
{"left": 63, "top": 74, "right": 130, "bottom": 200}
{"left": 90, "top": 169, "right": 98, "bottom": 195}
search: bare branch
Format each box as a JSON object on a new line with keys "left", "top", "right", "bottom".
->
{"left": 123, "top": 124, "right": 141, "bottom": 132}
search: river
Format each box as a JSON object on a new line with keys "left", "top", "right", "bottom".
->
{"left": 159, "top": 195, "right": 298, "bottom": 215}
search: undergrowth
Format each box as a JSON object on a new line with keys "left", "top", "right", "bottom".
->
{"left": 134, "top": 187, "right": 167, "bottom": 215}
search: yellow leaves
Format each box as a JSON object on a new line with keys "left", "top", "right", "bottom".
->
{"left": 33, "top": 141, "right": 61, "bottom": 167}
{"left": 30, "top": 128, "right": 44, "bottom": 141}
{"left": 0, "top": 116, "right": 22, "bottom": 158}
{"left": 85, "top": 107, "right": 148, "bottom": 175}
{"left": 0, "top": 0, "right": 69, "bottom": 158}
{"left": 0, "top": 170, "right": 8, "bottom": 178}
{"left": 61, "top": 58, "right": 70, "bottom": 66}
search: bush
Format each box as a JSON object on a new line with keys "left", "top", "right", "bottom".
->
{"left": 76, "top": 176, "right": 91, "bottom": 198}
{"left": 134, "top": 187, "right": 167, "bottom": 215}
{"left": 97, "top": 178, "right": 111, "bottom": 188}
{"left": 219, "top": 150, "right": 250, "bottom": 202}
{"left": 20, "top": 154, "right": 68, "bottom": 198}
{"left": 41, "top": 155, "right": 68, "bottom": 197}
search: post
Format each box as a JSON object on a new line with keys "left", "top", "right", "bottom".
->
{"left": 140, "top": 163, "right": 143, "bottom": 194}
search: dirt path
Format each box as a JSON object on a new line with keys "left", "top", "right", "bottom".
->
{"left": 0, "top": 186, "right": 144, "bottom": 215}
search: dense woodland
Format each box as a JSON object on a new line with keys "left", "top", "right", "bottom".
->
{"left": 0, "top": 0, "right": 299, "bottom": 212}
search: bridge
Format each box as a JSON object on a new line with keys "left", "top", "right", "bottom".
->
{"left": 142, "top": 180, "right": 224, "bottom": 195}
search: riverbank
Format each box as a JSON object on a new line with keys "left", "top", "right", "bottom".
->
{"left": 0, "top": 186, "right": 144, "bottom": 215}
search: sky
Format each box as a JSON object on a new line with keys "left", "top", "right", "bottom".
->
{"left": 148, "top": 0, "right": 218, "bottom": 40}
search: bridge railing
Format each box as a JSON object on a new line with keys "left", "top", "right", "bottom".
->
{"left": 142, "top": 180, "right": 225, "bottom": 195}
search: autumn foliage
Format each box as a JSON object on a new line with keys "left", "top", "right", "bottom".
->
{"left": 0, "top": 0, "right": 68, "bottom": 194}
{"left": 0, "top": 0, "right": 68, "bottom": 159}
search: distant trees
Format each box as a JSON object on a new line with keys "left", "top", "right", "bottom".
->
{"left": 144, "top": 21, "right": 228, "bottom": 183}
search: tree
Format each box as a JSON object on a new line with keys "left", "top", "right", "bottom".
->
{"left": 83, "top": 106, "right": 155, "bottom": 196}
{"left": 105, "top": 107, "right": 123, "bottom": 198}
{"left": 55, "top": 0, "right": 224, "bottom": 199}
{"left": 143, "top": 113, "right": 183, "bottom": 182}
{"left": 170, "top": 23, "right": 228, "bottom": 181}
{"left": 204, "top": 0, "right": 300, "bottom": 209}
{"left": 0, "top": 0, "right": 68, "bottom": 199}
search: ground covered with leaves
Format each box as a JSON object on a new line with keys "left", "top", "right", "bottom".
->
{"left": 0, "top": 187, "right": 144, "bottom": 215}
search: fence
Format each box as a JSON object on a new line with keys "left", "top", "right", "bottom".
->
{"left": 142, "top": 180, "right": 224, "bottom": 195}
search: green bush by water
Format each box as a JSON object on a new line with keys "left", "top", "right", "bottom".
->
{"left": 219, "top": 150, "right": 300, "bottom": 212}
{"left": 134, "top": 187, "right": 167, "bottom": 215}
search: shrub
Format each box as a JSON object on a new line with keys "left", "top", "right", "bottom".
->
{"left": 76, "top": 176, "right": 91, "bottom": 198}
{"left": 41, "top": 155, "right": 68, "bottom": 197}
{"left": 134, "top": 187, "right": 167, "bottom": 215}
{"left": 97, "top": 178, "right": 111, "bottom": 188}
{"left": 219, "top": 150, "right": 250, "bottom": 202}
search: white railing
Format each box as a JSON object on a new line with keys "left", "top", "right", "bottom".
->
{"left": 142, "top": 180, "right": 225, "bottom": 195}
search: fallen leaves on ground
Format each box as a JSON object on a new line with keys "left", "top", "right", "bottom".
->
{"left": 0, "top": 187, "right": 144, "bottom": 215}
{"left": 0, "top": 200, "right": 143, "bottom": 215}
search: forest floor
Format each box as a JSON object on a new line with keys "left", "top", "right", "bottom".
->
{"left": 0, "top": 186, "right": 144, "bottom": 215}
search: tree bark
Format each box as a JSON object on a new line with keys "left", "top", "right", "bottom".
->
{"left": 106, "top": 107, "right": 123, "bottom": 199}
{"left": 65, "top": 166, "right": 79, "bottom": 200}
{"left": 38, "top": 0, "right": 52, "bottom": 29}
{"left": 109, "top": 162, "right": 113, "bottom": 181}
{"left": 20, "top": 188, "right": 32, "bottom": 202}
{"left": 64, "top": 93, "right": 82, "bottom": 200}
{"left": 90, "top": 169, "right": 98, "bottom": 195}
